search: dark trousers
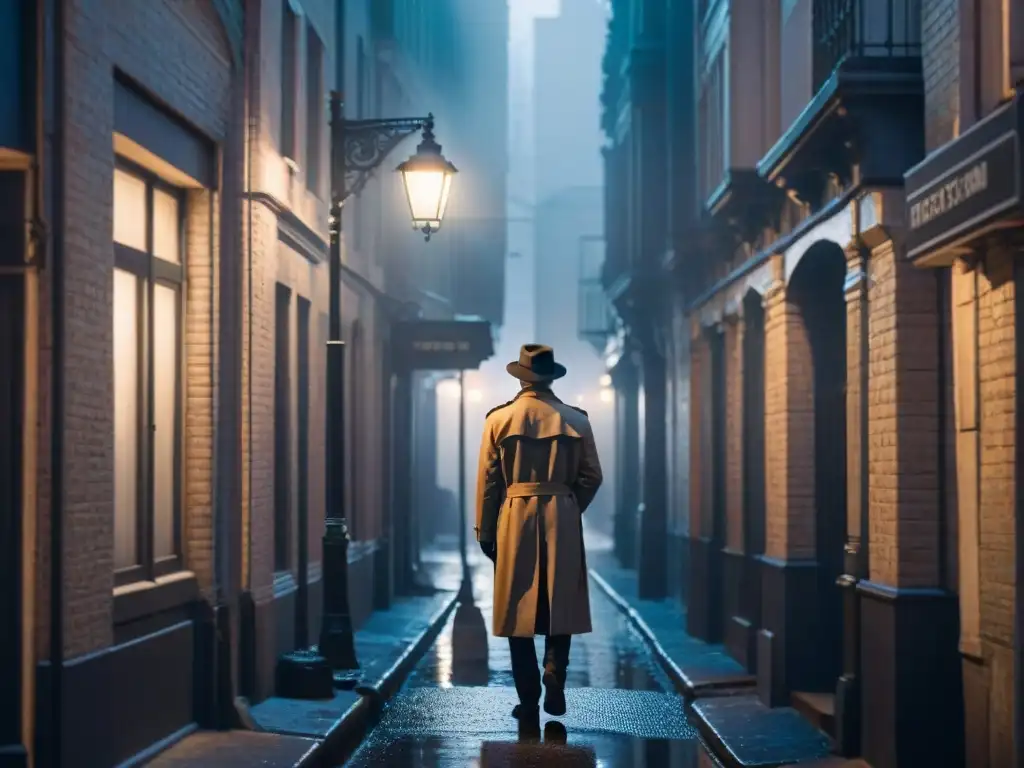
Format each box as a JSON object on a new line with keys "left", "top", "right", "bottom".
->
{"left": 491, "top": 539, "right": 571, "bottom": 706}
{"left": 503, "top": 543, "right": 571, "bottom": 705}
{"left": 508, "top": 634, "right": 571, "bottom": 705}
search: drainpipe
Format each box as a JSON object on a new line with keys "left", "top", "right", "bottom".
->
{"left": 48, "top": 0, "right": 67, "bottom": 762}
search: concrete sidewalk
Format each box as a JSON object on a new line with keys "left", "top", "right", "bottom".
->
{"left": 587, "top": 545, "right": 834, "bottom": 768}
{"left": 144, "top": 552, "right": 463, "bottom": 768}
{"left": 586, "top": 546, "right": 755, "bottom": 698}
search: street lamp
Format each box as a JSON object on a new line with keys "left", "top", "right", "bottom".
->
{"left": 397, "top": 127, "right": 457, "bottom": 241}
{"left": 278, "top": 91, "right": 457, "bottom": 698}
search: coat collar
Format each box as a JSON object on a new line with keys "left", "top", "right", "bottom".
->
{"left": 515, "top": 388, "right": 562, "bottom": 403}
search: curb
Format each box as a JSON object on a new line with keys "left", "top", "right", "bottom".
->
{"left": 588, "top": 570, "right": 697, "bottom": 698}
{"left": 294, "top": 591, "right": 460, "bottom": 767}
{"left": 588, "top": 569, "right": 754, "bottom": 700}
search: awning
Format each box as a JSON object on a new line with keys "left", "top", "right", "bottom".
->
{"left": 391, "top": 319, "right": 495, "bottom": 371}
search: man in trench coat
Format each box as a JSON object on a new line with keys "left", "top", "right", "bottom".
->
{"left": 475, "top": 344, "right": 603, "bottom": 720}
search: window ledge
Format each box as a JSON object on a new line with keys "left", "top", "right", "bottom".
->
{"left": 113, "top": 571, "right": 199, "bottom": 626}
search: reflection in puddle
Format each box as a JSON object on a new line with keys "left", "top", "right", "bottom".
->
{"left": 411, "top": 556, "right": 672, "bottom": 695}
{"left": 348, "top": 734, "right": 713, "bottom": 767}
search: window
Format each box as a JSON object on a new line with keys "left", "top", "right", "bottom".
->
{"left": 699, "top": 50, "right": 727, "bottom": 202}
{"left": 281, "top": 1, "right": 299, "bottom": 159}
{"left": 274, "top": 284, "right": 292, "bottom": 572}
{"left": 306, "top": 24, "right": 324, "bottom": 193}
{"left": 296, "top": 298, "right": 311, "bottom": 562}
{"left": 113, "top": 163, "right": 185, "bottom": 585}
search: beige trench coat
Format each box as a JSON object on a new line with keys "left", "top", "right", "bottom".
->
{"left": 474, "top": 388, "right": 603, "bottom": 638}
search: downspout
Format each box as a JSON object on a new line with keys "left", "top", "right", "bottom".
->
{"left": 245, "top": 0, "right": 256, "bottom": 605}
{"left": 49, "top": 0, "right": 67, "bottom": 762}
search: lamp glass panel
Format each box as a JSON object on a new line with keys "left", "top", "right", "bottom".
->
{"left": 402, "top": 168, "right": 446, "bottom": 223}
{"left": 436, "top": 172, "right": 453, "bottom": 223}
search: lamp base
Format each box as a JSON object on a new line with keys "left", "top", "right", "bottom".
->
{"left": 275, "top": 649, "right": 335, "bottom": 700}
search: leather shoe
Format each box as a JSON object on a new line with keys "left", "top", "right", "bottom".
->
{"left": 512, "top": 703, "right": 540, "bottom": 720}
{"left": 542, "top": 667, "right": 566, "bottom": 716}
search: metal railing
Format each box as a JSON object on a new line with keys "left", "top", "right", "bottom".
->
{"left": 812, "top": 0, "right": 922, "bottom": 91}
{"left": 577, "top": 235, "right": 615, "bottom": 351}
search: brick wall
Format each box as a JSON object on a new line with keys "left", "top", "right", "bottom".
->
{"left": 866, "top": 243, "right": 898, "bottom": 584}
{"left": 921, "top": 0, "right": 1017, "bottom": 761}
{"left": 245, "top": 0, "right": 389, "bottom": 620}
{"left": 724, "top": 317, "right": 744, "bottom": 551}
{"left": 763, "top": 258, "right": 816, "bottom": 560}
{"left": 922, "top": 0, "right": 960, "bottom": 151}
{"left": 867, "top": 240, "right": 943, "bottom": 588}
{"left": 184, "top": 190, "right": 218, "bottom": 600}
{"left": 36, "top": 0, "right": 234, "bottom": 659}
{"left": 975, "top": 248, "right": 1017, "bottom": 766}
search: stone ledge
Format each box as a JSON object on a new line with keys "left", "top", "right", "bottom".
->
{"left": 692, "top": 695, "right": 833, "bottom": 768}
{"left": 588, "top": 562, "right": 755, "bottom": 699}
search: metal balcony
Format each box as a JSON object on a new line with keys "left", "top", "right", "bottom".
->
{"left": 578, "top": 235, "right": 616, "bottom": 354}
{"left": 812, "top": 0, "right": 922, "bottom": 92}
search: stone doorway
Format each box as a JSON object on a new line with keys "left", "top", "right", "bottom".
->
{"left": 788, "top": 242, "right": 847, "bottom": 691}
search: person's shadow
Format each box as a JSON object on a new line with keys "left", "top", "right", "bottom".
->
{"left": 450, "top": 595, "right": 490, "bottom": 686}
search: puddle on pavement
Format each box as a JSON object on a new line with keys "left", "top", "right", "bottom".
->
{"left": 410, "top": 559, "right": 672, "bottom": 694}
{"left": 345, "top": 732, "right": 721, "bottom": 767}
{"left": 350, "top": 550, "right": 724, "bottom": 768}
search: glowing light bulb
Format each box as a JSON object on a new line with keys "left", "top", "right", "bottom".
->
{"left": 599, "top": 374, "right": 612, "bottom": 387}
{"left": 600, "top": 388, "right": 613, "bottom": 403}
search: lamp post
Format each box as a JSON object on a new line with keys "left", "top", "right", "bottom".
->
{"left": 457, "top": 371, "right": 472, "bottom": 603}
{"left": 277, "top": 91, "right": 457, "bottom": 698}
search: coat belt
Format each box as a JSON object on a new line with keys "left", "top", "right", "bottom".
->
{"left": 506, "top": 482, "right": 572, "bottom": 498}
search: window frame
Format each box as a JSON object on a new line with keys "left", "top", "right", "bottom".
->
{"left": 281, "top": 1, "right": 300, "bottom": 160}
{"left": 274, "top": 283, "right": 293, "bottom": 573}
{"left": 305, "top": 22, "right": 324, "bottom": 194}
{"left": 113, "top": 156, "right": 186, "bottom": 588}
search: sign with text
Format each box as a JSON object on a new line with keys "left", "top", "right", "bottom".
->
{"left": 904, "top": 97, "right": 1022, "bottom": 260}
{"left": 392, "top": 319, "right": 495, "bottom": 371}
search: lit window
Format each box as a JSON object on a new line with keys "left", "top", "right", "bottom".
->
{"left": 112, "top": 161, "right": 185, "bottom": 583}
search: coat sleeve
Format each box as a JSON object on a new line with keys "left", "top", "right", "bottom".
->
{"left": 474, "top": 418, "right": 504, "bottom": 542}
{"left": 572, "top": 420, "right": 603, "bottom": 514}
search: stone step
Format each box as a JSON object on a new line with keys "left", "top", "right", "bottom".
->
{"left": 790, "top": 691, "right": 836, "bottom": 741}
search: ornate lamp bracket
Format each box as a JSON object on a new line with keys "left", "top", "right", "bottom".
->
{"left": 334, "top": 113, "right": 434, "bottom": 206}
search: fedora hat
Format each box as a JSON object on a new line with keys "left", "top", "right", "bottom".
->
{"left": 506, "top": 344, "right": 567, "bottom": 383}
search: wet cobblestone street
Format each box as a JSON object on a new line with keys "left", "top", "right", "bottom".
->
{"left": 344, "top": 545, "right": 720, "bottom": 767}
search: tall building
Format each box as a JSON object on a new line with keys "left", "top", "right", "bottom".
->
{"left": 602, "top": 0, "right": 1024, "bottom": 765}
{"left": 0, "top": 1, "right": 506, "bottom": 764}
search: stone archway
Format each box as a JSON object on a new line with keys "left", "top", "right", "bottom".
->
{"left": 787, "top": 240, "right": 847, "bottom": 693}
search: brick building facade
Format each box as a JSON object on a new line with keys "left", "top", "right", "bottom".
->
{"left": 600, "top": 0, "right": 1024, "bottom": 766}
{"left": 0, "top": 0, "right": 507, "bottom": 766}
